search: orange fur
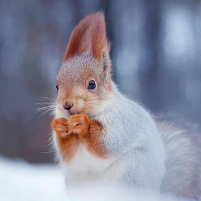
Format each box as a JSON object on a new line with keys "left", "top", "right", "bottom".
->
{"left": 63, "top": 12, "right": 110, "bottom": 62}
{"left": 63, "top": 15, "right": 91, "bottom": 61}
{"left": 58, "top": 134, "right": 79, "bottom": 162}
{"left": 90, "top": 13, "right": 108, "bottom": 60}
{"left": 52, "top": 114, "right": 107, "bottom": 161}
{"left": 80, "top": 119, "right": 108, "bottom": 158}
{"left": 51, "top": 118, "right": 79, "bottom": 162}
{"left": 68, "top": 113, "right": 108, "bottom": 158}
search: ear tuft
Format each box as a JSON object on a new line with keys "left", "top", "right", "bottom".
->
{"left": 90, "top": 13, "right": 110, "bottom": 61}
{"left": 63, "top": 12, "right": 110, "bottom": 64}
{"left": 63, "top": 14, "right": 92, "bottom": 62}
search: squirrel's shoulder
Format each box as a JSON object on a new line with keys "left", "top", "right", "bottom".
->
{"left": 94, "top": 84, "right": 156, "bottom": 128}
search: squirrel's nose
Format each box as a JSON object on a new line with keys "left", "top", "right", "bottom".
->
{"left": 63, "top": 103, "right": 74, "bottom": 111}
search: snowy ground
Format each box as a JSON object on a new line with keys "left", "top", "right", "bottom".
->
{"left": 0, "top": 156, "right": 67, "bottom": 201}
{"left": 0, "top": 156, "right": 185, "bottom": 201}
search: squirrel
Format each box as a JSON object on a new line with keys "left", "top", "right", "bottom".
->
{"left": 51, "top": 12, "right": 201, "bottom": 200}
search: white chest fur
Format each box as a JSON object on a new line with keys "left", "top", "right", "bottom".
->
{"left": 63, "top": 142, "right": 114, "bottom": 174}
{"left": 55, "top": 135, "right": 123, "bottom": 185}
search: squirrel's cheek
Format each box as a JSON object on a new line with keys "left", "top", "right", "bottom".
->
{"left": 77, "top": 99, "right": 85, "bottom": 109}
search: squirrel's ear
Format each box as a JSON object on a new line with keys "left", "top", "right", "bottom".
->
{"left": 91, "top": 13, "right": 111, "bottom": 69}
{"left": 63, "top": 14, "right": 92, "bottom": 62}
{"left": 63, "top": 12, "right": 111, "bottom": 68}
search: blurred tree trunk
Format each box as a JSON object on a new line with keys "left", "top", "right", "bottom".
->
{"left": 138, "top": 0, "right": 162, "bottom": 112}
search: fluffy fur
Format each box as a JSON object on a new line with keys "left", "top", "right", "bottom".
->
{"left": 51, "top": 12, "right": 201, "bottom": 200}
{"left": 159, "top": 122, "right": 201, "bottom": 199}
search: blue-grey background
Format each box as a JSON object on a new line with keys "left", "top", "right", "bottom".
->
{"left": 0, "top": 0, "right": 201, "bottom": 163}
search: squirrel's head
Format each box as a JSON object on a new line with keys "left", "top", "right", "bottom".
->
{"left": 55, "top": 12, "right": 114, "bottom": 118}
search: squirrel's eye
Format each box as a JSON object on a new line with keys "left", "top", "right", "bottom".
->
{"left": 88, "top": 80, "right": 96, "bottom": 90}
{"left": 56, "top": 85, "right": 58, "bottom": 91}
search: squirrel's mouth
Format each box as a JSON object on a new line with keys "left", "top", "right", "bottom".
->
{"left": 62, "top": 103, "right": 81, "bottom": 116}
{"left": 68, "top": 110, "right": 76, "bottom": 115}
{"left": 60, "top": 103, "right": 88, "bottom": 116}
{"left": 67, "top": 108, "right": 82, "bottom": 116}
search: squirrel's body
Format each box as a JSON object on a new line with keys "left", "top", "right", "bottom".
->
{"left": 51, "top": 12, "right": 201, "bottom": 200}
{"left": 54, "top": 70, "right": 165, "bottom": 190}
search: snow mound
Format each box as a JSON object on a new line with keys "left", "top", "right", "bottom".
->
{"left": 0, "top": 156, "right": 186, "bottom": 201}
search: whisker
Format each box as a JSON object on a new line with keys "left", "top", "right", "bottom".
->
{"left": 36, "top": 109, "right": 53, "bottom": 116}
{"left": 35, "top": 109, "right": 54, "bottom": 119}
{"left": 35, "top": 108, "right": 55, "bottom": 115}
{"left": 37, "top": 97, "right": 55, "bottom": 101}
{"left": 41, "top": 150, "right": 55, "bottom": 154}
{"left": 35, "top": 97, "right": 56, "bottom": 118}
{"left": 36, "top": 102, "right": 54, "bottom": 106}
{"left": 35, "top": 106, "right": 55, "bottom": 113}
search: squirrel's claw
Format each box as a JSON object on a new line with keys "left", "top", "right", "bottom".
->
{"left": 51, "top": 118, "right": 69, "bottom": 138}
{"left": 67, "top": 113, "right": 90, "bottom": 136}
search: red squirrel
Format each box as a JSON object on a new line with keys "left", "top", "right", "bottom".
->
{"left": 51, "top": 12, "right": 201, "bottom": 199}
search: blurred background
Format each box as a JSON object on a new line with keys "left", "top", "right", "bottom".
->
{"left": 0, "top": 0, "right": 201, "bottom": 164}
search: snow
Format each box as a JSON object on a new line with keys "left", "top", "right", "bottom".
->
{"left": 0, "top": 156, "right": 67, "bottom": 201}
{"left": 0, "top": 156, "right": 186, "bottom": 201}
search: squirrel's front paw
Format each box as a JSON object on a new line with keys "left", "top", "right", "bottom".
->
{"left": 68, "top": 113, "right": 90, "bottom": 136}
{"left": 51, "top": 118, "right": 68, "bottom": 138}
